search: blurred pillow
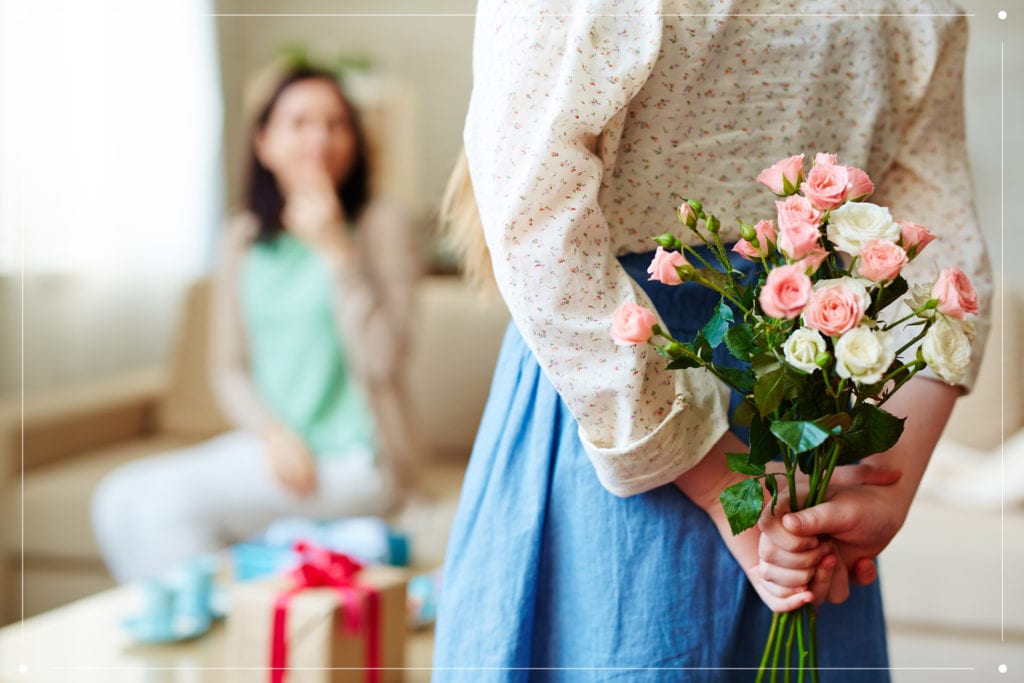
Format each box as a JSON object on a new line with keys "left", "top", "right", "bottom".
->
{"left": 156, "top": 279, "right": 232, "bottom": 437}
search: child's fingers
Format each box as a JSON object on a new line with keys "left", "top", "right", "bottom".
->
{"left": 759, "top": 513, "right": 821, "bottom": 553}
{"left": 758, "top": 559, "right": 816, "bottom": 589}
{"left": 809, "top": 552, "right": 838, "bottom": 606}
{"left": 755, "top": 583, "right": 813, "bottom": 613}
{"left": 851, "top": 557, "right": 878, "bottom": 586}
{"left": 758, "top": 532, "right": 825, "bottom": 569}
{"left": 827, "top": 561, "right": 851, "bottom": 604}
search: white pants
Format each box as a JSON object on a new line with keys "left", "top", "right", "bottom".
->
{"left": 90, "top": 430, "right": 396, "bottom": 583}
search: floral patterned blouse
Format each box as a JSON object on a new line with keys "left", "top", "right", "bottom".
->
{"left": 464, "top": 0, "right": 992, "bottom": 496}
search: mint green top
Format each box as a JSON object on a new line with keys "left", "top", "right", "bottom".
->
{"left": 240, "top": 233, "right": 376, "bottom": 458}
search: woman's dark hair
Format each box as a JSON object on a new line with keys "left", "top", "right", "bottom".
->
{"left": 244, "top": 66, "right": 370, "bottom": 242}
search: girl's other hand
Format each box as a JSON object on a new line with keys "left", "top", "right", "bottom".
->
{"left": 261, "top": 423, "right": 318, "bottom": 497}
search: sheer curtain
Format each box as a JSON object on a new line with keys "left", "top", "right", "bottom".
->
{"left": 0, "top": 0, "right": 223, "bottom": 391}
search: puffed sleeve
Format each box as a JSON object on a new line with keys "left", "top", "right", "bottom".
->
{"left": 870, "top": 15, "right": 993, "bottom": 392}
{"left": 465, "top": 0, "right": 732, "bottom": 497}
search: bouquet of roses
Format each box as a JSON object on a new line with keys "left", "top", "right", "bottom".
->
{"left": 611, "top": 153, "right": 978, "bottom": 682}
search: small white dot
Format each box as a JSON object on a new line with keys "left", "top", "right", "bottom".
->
{"left": 999, "top": 664, "right": 1008, "bottom": 673}
{"left": 998, "top": 10, "right": 1007, "bottom": 20}
{"left": 17, "top": 664, "right": 27, "bottom": 673}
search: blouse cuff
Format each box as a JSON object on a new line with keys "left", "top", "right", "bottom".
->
{"left": 578, "top": 373, "right": 732, "bottom": 498}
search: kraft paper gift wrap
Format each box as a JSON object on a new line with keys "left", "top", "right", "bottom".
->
{"left": 224, "top": 564, "right": 408, "bottom": 683}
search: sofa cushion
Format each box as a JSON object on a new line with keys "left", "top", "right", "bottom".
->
{"left": 155, "top": 280, "right": 233, "bottom": 438}
{"left": 881, "top": 497, "right": 1024, "bottom": 634}
{"left": 14, "top": 434, "right": 201, "bottom": 560}
{"left": 407, "top": 278, "right": 509, "bottom": 461}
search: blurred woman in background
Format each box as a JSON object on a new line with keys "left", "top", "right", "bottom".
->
{"left": 91, "top": 60, "right": 422, "bottom": 582}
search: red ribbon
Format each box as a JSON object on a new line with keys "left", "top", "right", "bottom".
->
{"left": 269, "top": 541, "right": 381, "bottom": 683}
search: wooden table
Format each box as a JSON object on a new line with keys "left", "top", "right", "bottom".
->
{"left": 0, "top": 583, "right": 436, "bottom": 682}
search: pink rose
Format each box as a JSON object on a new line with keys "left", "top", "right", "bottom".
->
{"left": 757, "top": 154, "right": 805, "bottom": 195}
{"left": 846, "top": 166, "right": 875, "bottom": 201}
{"left": 796, "top": 247, "right": 829, "bottom": 275}
{"left": 647, "top": 246, "right": 688, "bottom": 285}
{"left": 759, "top": 264, "right": 812, "bottom": 320}
{"left": 732, "top": 219, "right": 777, "bottom": 260}
{"left": 931, "top": 266, "right": 979, "bottom": 319}
{"left": 776, "top": 196, "right": 823, "bottom": 259}
{"left": 611, "top": 303, "right": 658, "bottom": 345}
{"left": 857, "top": 239, "right": 908, "bottom": 282}
{"left": 801, "top": 162, "right": 850, "bottom": 210}
{"left": 801, "top": 280, "right": 867, "bottom": 337}
{"left": 898, "top": 219, "right": 936, "bottom": 258}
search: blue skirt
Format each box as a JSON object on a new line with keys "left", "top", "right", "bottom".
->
{"left": 433, "top": 247, "right": 889, "bottom": 682}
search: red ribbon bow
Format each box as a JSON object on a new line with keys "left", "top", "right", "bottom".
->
{"left": 270, "top": 541, "right": 381, "bottom": 683}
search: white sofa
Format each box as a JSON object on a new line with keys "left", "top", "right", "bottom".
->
{"left": 0, "top": 275, "right": 510, "bottom": 624}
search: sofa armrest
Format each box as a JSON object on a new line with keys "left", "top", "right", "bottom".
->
{"left": 0, "top": 367, "right": 169, "bottom": 479}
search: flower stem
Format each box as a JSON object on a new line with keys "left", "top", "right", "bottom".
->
{"left": 809, "top": 610, "right": 819, "bottom": 683}
{"left": 757, "top": 612, "right": 781, "bottom": 683}
{"left": 811, "top": 441, "right": 842, "bottom": 506}
{"left": 771, "top": 612, "right": 788, "bottom": 683}
{"left": 797, "top": 607, "right": 808, "bottom": 683}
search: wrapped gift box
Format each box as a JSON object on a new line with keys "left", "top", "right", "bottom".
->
{"left": 224, "top": 564, "right": 408, "bottom": 683}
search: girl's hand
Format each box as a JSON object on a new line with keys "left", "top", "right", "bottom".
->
{"left": 758, "top": 464, "right": 903, "bottom": 605}
{"left": 281, "top": 165, "right": 352, "bottom": 264}
{"left": 261, "top": 424, "right": 318, "bottom": 497}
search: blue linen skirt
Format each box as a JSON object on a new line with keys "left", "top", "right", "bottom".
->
{"left": 432, "top": 246, "right": 889, "bottom": 682}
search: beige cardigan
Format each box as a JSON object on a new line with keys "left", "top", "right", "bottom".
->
{"left": 208, "top": 199, "right": 426, "bottom": 493}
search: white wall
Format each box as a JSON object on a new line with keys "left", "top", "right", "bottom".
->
{"left": 214, "top": 0, "right": 476, "bottom": 215}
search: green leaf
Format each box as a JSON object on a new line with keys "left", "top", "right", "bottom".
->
{"left": 747, "top": 417, "right": 779, "bottom": 468}
{"left": 667, "top": 355, "right": 702, "bottom": 370}
{"left": 701, "top": 299, "right": 734, "bottom": 349}
{"left": 814, "top": 413, "right": 852, "bottom": 435}
{"left": 770, "top": 420, "right": 832, "bottom": 454}
{"left": 720, "top": 478, "right": 765, "bottom": 535}
{"left": 751, "top": 353, "right": 782, "bottom": 379}
{"left": 866, "top": 275, "right": 909, "bottom": 319}
{"left": 693, "top": 332, "right": 713, "bottom": 362}
{"left": 724, "top": 323, "right": 758, "bottom": 362}
{"left": 731, "top": 398, "right": 757, "bottom": 427}
{"left": 727, "top": 451, "right": 766, "bottom": 476}
{"left": 717, "top": 366, "right": 756, "bottom": 394}
{"left": 839, "top": 403, "right": 906, "bottom": 463}
{"left": 765, "top": 473, "right": 780, "bottom": 514}
{"left": 753, "top": 367, "right": 798, "bottom": 416}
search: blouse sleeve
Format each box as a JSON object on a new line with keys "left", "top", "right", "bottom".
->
{"left": 328, "top": 199, "right": 421, "bottom": 384}
{"left": 465, "top": 0, "right": 732, "bottom": 497}
{"left": 870, "top": 15, "right": 993, "bottom": 392}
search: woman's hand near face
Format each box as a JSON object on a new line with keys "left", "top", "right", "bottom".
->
{"left": 260, "top": 423, "right": 318, "bottom": 497}
{"left": 281, "top": 165, "right": 353, "bottom": 265}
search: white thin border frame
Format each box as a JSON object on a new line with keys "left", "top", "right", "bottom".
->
{"left": 9, "top": 3, "right": 1007, "bottom": 679}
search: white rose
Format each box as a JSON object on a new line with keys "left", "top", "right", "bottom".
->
{"left": 784, "top": 328, "right": 827, "bottom": 373}
{"left": 827, "top": 202, "right": 900, "bottom": 256}
{"left": 922, "top": 316, "right": 972, "bottom": 384}
{"left": 834, "top": 326, "right": 895, "bottom": 384}
{"left": 904, "top": 282, "right": 937, "bottom": 319}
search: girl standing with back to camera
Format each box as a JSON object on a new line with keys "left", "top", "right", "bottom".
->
{"left": 434, "top": 1, "right": 991, "bottom": 680}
